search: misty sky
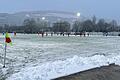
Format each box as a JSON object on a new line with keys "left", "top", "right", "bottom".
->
{"left": 0, "top": 0, "right": 119, "bottom": 20}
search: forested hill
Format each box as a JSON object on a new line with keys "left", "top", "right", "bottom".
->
{"left": 0, "top": 11, "right": 79, "bottom": 26}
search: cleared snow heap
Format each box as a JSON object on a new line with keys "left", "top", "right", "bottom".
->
{"left": 7, "top": 55, "right": 120, "bottom": 80}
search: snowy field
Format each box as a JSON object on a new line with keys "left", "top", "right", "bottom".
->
{"left": 0, "top": 33, "right": 120, "bottom": 80}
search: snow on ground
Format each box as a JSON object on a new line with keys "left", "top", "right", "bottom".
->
{"left": 7, "top": 55, "right": 120, "bottom": 80}
{"left": 0, "top": 33, "right": 120, "bottom": 80}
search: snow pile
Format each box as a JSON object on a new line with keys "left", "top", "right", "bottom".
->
{"left": 7, "top": 54, "right": 120, "bottom": 80}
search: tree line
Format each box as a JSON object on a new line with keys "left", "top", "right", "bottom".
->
{"left": 0, "top": 16, "right": 120, "bottom": 33}
{"left": 72, "top": 16, "right": 120, "bottom": 32}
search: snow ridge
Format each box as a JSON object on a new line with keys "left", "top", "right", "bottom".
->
{"left": 7, "top": 54, "right": 120, "bottom": 80}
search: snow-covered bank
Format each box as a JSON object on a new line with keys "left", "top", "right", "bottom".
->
{"left": 7, "top": 54, "right": 120, "bottom": 80}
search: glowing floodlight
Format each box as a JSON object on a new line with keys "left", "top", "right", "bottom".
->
{"left": 77, "top": 12, "right": 81, "bottom": 17}
{"left": 42, "top": 17, "right": 45, "bottom": 20}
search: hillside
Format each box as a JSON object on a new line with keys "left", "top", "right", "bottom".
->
{"left": 0, "top": 11, "right": 82, "bottom": 26}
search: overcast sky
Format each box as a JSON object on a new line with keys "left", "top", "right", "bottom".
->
{"left": 0, "top": 0, "right": 119, "bottom": 20}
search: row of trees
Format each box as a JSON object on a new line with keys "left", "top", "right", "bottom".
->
{"left": 0, "top": 19, "right": 52, "bottom": 33}
{"left": 0, "top": 16, "right": 120, "bottom": 33}
{"left": 72, "top": 16, "right": 119, "bottom": 32}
